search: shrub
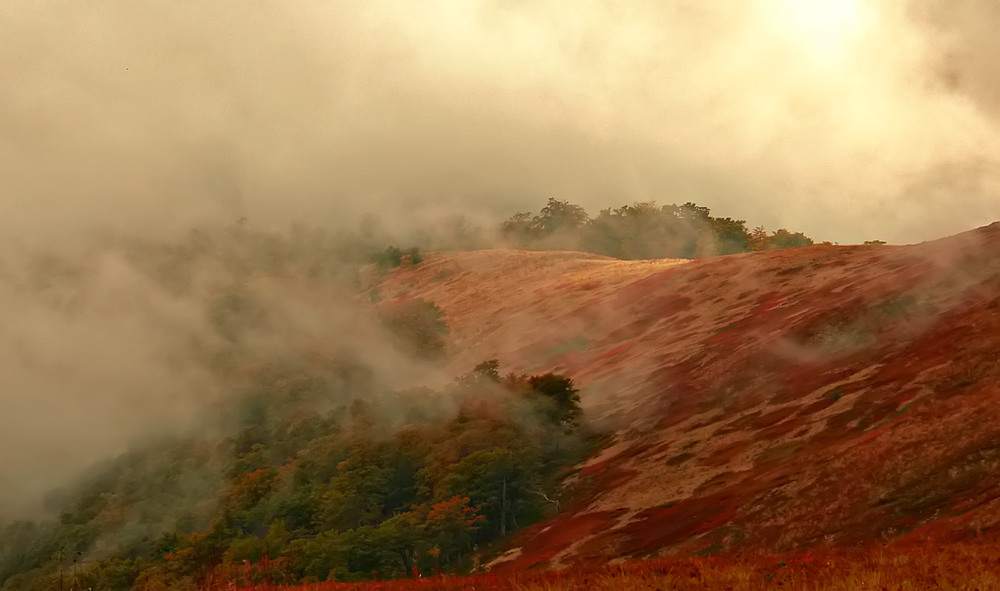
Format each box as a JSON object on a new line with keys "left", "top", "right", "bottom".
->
{"left": 381, "top": 299, "right": 449, "bottom": 359}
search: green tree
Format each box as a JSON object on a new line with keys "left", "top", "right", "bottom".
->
{"left": 534, "top": 198, "right": 590, "bottom": 237}
{"left": 424, "top": 496, "right": 484, "bottom": 562}
{"left": 500, "top": 212, "right": 535, "bottom": 245}
{"left": 708, "top": 217, "right": 752, "bottom": 255}
{"left": 374, "top": 511, "right": 427, "bottom": 576}
{"left": 749, "top": 225, "right": 769, "bottom": 251}
{"left": 404, "top": 247, "right": 423, "bottom": 265}
{"left": 583, "top": 202, "right": 694, "bottom": 259}
{"left": 373, "top": 246, "right": 423, "bottom": 270}
{"left": 443, "top": 449, "right": 538, "bottom": 538}
{"left": 456, "top": 359, "right": 502, "bottom": 389}
{"left": 285, "top": 529, "right": 346, "bottom": 582}
{"left": 373, "top": 246, "right": 403, "bottom": 270}
{"left": 501, "top": 199, "right": 589, "bottom": 249}
{"left": 582, "top": 201, "right": 745, "bottom": 259}
{"left": 316, "top": 457, "right": 391, "bottom": 531}
{"left": 380, "top": 298, "right": 449, "bottom": 359}
{"left": 527, "top": 373, "right": 582, "bottom": 426}
{"left": 768, "top": 228, "right": 814, "bottom": 249}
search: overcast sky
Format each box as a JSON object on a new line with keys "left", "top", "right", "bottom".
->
{"left": 3, "top": 0, "right": 1000, "bottom": 245}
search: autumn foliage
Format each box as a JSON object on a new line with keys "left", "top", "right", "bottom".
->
{"left": 0, "top": 359, "right": 586, "bottom": 590}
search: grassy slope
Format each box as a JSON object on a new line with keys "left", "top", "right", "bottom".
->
{"left": 371, "top": 222, "right": 1000, "bottom": 569}
{"left": 237, "top": 542, "right": 1000, "bottom": 590}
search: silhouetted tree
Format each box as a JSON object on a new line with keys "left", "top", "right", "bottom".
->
{"left": 527, "top": 373, "right": 582, "bottom": 426}
{"left": 457, "top": 359, "right": 502, "bottom": 389}
{"left": 708, "top": 217, "right": 752, "bottom": 255}
{"left": 767, "top": 229, "right": 814, "bottom": 250}
{"left": 501, "top": 199, "right": 589, "bottom": 248}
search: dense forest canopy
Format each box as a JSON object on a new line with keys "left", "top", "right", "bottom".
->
{"left": 0, "top": 361, "right": 585, "bottom": 589}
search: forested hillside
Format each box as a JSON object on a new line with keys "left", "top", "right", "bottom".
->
{"left": 0, "top": 363, "right": 584, "bottom": 589}
{"left": 0, "top": 221, "right": 593, "bottom": 590}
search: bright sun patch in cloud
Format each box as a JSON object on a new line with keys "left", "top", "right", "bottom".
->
{"left": 767, "top": 0, "right": 866, "bottom": 64}
{"left": 785, "top": 0, "right": 860, "bottom": 32}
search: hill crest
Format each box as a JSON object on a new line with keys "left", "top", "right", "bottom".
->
{"left": 377, "top": 223, "right": 1000, "bottom": 567}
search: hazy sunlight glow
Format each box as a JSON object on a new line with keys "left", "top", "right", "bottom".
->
{"left": 769, "top": 0, "right": 864, "bottom": 64}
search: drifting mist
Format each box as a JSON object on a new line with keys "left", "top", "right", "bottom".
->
{"left": 3, "top": 0, "right": 1000, "bottom": 245}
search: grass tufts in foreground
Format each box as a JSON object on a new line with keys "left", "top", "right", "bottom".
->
{"left": 233, "top": 542, "right": 1000, "bottom": 590}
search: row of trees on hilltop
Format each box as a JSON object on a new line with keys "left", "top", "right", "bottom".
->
{"left": 501, "top": 199, "right": 816, "bottom": 259}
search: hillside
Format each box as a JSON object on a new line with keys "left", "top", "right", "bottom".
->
{"left": 376, "top": 222, "right": 1000, "bottom": 568}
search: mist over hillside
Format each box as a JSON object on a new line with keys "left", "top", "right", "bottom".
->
{"left": 2, "top": 0, "right": 1000, "bottom": 588}
{"left": 0, "top": 225, "right": 414, "bottom": 518}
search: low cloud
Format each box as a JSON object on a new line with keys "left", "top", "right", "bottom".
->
{"left": 2, "top": 1, "right": 999, "bottom": 246}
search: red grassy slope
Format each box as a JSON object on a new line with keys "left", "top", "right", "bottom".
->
{"left": 376, "top": 222, "right": 1000, "bottom": 567}
{"left": 238, "top": 542, "right": 1000, "bottom": 590}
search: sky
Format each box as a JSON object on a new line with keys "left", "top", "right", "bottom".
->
{"left": 1, "top": 0, "right": 1000, "bottom": 518}
{"left": 1, "top": 0, "right": 999, "bottom": 247}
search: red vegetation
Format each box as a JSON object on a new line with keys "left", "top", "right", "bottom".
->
{"left": 234, "top": 541, "right": 1000, "bottom": 590}
{"left": 374, "top": 223, "right": 1000, "bottom": 568}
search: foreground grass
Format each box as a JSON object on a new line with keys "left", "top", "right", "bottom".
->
{"left": 233, "top": 542, "right": 1000, "bottom": 590}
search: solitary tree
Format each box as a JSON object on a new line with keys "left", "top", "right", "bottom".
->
{"left": 527, "top": 373, "right": 581, "bottom": 426}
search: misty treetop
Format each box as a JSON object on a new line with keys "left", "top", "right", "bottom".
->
{"left": 372, "top": 246, "right": 423, "bottom": 271}
{"left": 379, "top": 297, "right": 449, "bottom": 360}
{"left": 502, "top": 198, "right": 815, "bottom": 259}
